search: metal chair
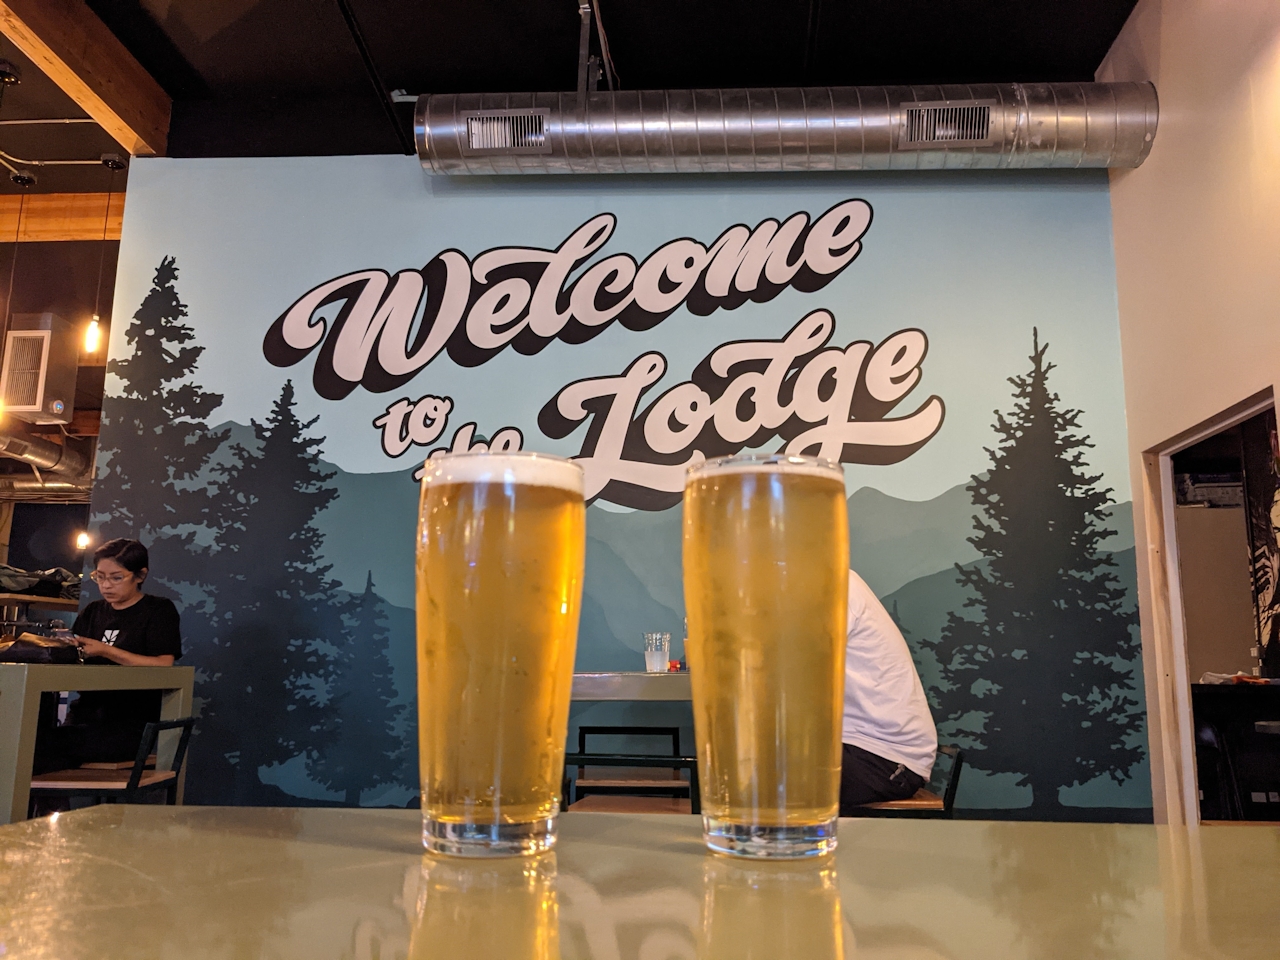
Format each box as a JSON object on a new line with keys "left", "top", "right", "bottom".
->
{"left": 855, "top": 745, "right": 965, "bottom": 819}
{"left": 28, "top": 717, "right": 195, "bottom": 816}
{"left": 562, "top": 725, "right": 701, "bottom": 814}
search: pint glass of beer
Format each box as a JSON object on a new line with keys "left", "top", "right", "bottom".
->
{"left": 683, "top": 454, "right": 848, "bottom": 858}
{"left": 417, "top": 452, "right": 585, "bottom": 857}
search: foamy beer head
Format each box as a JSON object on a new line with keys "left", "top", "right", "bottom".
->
{"left": 418, "top": 450, "right": 585, "bottom": 496}
{"left": 683, "top": 452, "right": 849, "bottom": 858}
{"left": 685, "top": 452, "right": 844, "bottom": 485}
{"left": 417, "top": 451, "right": 586, "bottom": 857}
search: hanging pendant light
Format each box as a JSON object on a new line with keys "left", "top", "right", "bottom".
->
{"left": 85, "top": 174, "right": 115, "bottom": 356}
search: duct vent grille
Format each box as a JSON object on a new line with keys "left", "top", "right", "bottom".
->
{"left": 463, "top": 110, "right": 551, "bottom": 154}
{"left": 901, "top": 102, "right": 994, "bottom": 147}
{"left": 1, "top": 333, "right": 47, "bottom": 409}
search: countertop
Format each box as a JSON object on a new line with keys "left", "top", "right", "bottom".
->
{"left": 571, "top": 671, "right": 692, "bottom": 700}
{"left": 1, "top": 807, "right": 1278, "bottom": 959}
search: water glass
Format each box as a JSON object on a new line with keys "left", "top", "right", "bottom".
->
{"left": 644, "top": 631, "right": 670, "bottom": 672}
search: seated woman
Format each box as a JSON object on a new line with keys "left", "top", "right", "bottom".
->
{"left": 32, "top": 538, "right": 183, "bottom": 775}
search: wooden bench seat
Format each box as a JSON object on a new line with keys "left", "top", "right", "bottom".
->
{"left": 573, "top": 772, "right": 690, "bottom": 792}
{"left": 568, "top": 794, "right": 692, "bottom": 814}
{"left": 858, "top": 787, "right": 945, "bottom": 813}
{"left": 31, "top": 768, "right": 176, "bottom": 791}
{"left": 80, "top": 754, "right": 157, "bottom": 771}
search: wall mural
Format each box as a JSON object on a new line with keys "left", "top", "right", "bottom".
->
{"left": 92, "top": 158, "right": 1148, "bottom": 817}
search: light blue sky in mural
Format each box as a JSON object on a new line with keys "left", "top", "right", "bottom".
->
{"left": 113, "top": 156, "right": 1129, "bottom": 506}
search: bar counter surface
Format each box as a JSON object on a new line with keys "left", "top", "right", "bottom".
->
{"left": 571, "top": 671, "right": 691, "bottom": 700}
{"left": 1, "top": 807, "right": 1277, "bottom": 959}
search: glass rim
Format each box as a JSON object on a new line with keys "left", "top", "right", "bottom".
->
{"left": 422, "top": 449, "right": 579, "bottom": 466}
{"left": 419, "top": 449, "right": 584, "bottom": 494}
{"left": 684, "top": 451, "right": 844, "bottom": 481}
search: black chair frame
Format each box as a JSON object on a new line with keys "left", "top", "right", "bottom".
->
{"left": 563, "top": 725, "right": 700, "bottom": 814}
{"left": 29, "top": 717, "right": 196, "bottom": 813}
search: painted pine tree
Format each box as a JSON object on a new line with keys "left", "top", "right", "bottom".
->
{"left": 91, "top": 255, "right": 227, "bottom": 591}
{"left": 309, "top": 572, "right": 403, "bottom": 804}
{"left": 196, "top": 380, "right": 343, "bottom": 804}
{"left": 928, "top": 331, "right": 1142, "bottom": 817}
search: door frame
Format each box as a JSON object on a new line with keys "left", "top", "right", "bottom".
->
{"left": 1142, "top": 387, "right": 1272, "bottom": 825}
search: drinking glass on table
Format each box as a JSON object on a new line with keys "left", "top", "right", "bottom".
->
{"left": 416, "top": 451, "right": 585, "bottom": 857}
{"left": 683, "top": 453, "right": 849, "bottom": 858}
{"left": 644, "top": 632, "right": 670, "bottom": 672}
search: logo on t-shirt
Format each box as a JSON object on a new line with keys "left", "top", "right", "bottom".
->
{"left": 102, "top": 629, "right": 120, "bottom": 646}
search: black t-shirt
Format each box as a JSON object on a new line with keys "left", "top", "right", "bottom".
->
{"left": 70, "top": 595, "right": 183, "bottom": 732}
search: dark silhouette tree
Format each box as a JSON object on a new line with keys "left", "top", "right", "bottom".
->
{"left": 393, "top": 697, "right": 420, "bottom": 801}
{"left": 309, "top": 572, "right": 403, "bottom": 804}
{"left": 196, "top": 380, "right": 343, "bottom": 804}
{"left": 928, "top": 331, "right": 1142, "bottom": 818}
{"left": 90, "top": 255, "right": 227, "bottom": 592}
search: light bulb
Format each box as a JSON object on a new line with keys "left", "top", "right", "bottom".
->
{"left": 84, "top": 317, "right": 101, "bottom": 353}
{"left": 75, "top": 532, "right": 90, "bottom": 550}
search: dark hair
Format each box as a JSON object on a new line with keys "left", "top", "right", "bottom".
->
{"left": 93, "top": 538, "right": 149, "bottom": 576}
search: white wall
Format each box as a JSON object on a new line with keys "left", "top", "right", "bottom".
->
{"left": 1100, "top": 0, "right": 1280, "bottom": 821}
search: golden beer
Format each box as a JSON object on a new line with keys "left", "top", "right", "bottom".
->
{"left": 409, "top": 854, "right": 559, "bottom": 960}
{"left": 683, "top": 454, "right": 848, "bottom": 857}
{"left": 417, "top": 452, "right": 585, "bottom": 856}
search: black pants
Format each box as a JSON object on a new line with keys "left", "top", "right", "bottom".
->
{"left": 838, "top": 742, "right": 925, "bottom": 815}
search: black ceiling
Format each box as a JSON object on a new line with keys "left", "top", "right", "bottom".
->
{"left": 80, "top": 0, "right": 1140, "bottom": 159}
{"left": 0, "top": 35, "right": 129, "bottom": 193}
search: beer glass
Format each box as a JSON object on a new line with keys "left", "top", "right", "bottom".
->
{"left": 417, "top": 452, "right": 585, "bottom": 857}
{"left": 683, "top": 454, "right": 848, "bottom": 858}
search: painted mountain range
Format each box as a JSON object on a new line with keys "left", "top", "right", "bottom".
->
{"left": 210, "top": 422, "right": 1143, "bottom": 810}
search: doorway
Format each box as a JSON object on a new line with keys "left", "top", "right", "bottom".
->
{"left": 1167, "top": 407, "right": 1280, "bottom": 821}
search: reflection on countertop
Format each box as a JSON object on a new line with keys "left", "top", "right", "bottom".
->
{"left": 1, "top": 807, "right": 1278, "bottom": 959}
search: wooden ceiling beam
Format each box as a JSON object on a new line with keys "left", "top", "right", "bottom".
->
{"left": 0, "top": 192, "right": 123, "bottom": 242}
{"left": 0, "top": 0, "right": 170, "bottom": 156}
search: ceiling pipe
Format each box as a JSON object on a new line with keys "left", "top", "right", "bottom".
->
{"left": 415, "top": 81, "right": 1158, "bottom": 175}
{"left": 0, "top": 423, "right": 91, "bottom": 478}
{"left": 0, "top": 477, "right": 90, "bottom": 497}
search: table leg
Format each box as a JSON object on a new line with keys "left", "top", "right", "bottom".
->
{"left": 0, "top": 669, "right": 42, "bottom": 825}
{"left": 158, "top": 676, "right": 194, "bottom": 805}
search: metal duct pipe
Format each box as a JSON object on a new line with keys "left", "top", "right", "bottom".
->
{"left": 0, "top": 477, "right": 90, "bottom": 497}
{"left": 416, "top": 81, "right": 1157, "bottom": 175}
{"left": 0, "top": 425, "right": 91, "bottom": 477}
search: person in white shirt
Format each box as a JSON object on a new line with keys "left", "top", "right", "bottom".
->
{"left": 840, "top": 569, "right": 938, "bottom": 812}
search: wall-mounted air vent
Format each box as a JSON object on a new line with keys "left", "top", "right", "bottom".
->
{"left": 462, "top": 110, "right": 551, "bottom": 155}
{"left": 901, "top": 101, "right": 994, "bottom": 148}
{"left": 0, "top": 313, "right": 77, "bottom": 424}
{"left": 1, "top": 332, "right": 47, "bottom": 409}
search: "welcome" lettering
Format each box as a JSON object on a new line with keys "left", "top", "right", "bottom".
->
{"left": 262, "top": 201, "right": 873, "bottom": 400}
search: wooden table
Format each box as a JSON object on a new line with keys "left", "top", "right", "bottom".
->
{"left": 1, "top": 807, "right": 1278, "bottom": 958}
{"left": 0, "top": 663, "right": 195, "bottom": 824}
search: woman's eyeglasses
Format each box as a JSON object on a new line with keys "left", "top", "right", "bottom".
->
{"left": 89, "top": 572, "right": 133, "bottom": 585}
